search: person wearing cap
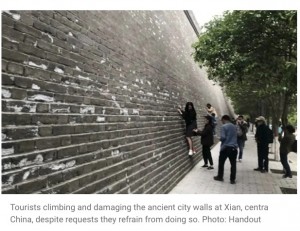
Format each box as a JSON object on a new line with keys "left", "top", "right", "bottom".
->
{"left": 178, "top": 102, "right": 197, "bottom": 156}
{"left": 193, "top": 115, "right": 214, "bottom": 169}
{"left": 279, "top": 125, "right": 295, "bottom": 178}
{"left": 214, "top": 115, "right": 238, "bottom": 184}
{"left": 254, "top": 116, "right": 269, "bottom": 173}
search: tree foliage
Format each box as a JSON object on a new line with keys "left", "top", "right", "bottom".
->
{"left": 193, "top": 10, "right": 297, "bottom": 130}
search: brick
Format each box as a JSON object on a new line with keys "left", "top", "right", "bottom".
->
{"left": 38, "top": 126, "right": 52, "bottom": 136}
{"left": 2, "top": 48, "right": 28, "bottom": 63}
{"left": 36, "top": 103, "right": 49, "bottom": 113}
{"left": 14, "top": 21, "right": 42, "bottom": 38}
{"left": 2, "top": 24, "right": 25, "bottom": 43}
{"left": 17, "top": 177, "right": 47, "bottom": 193}
{"left": 11, "top": 88, "right": 28, "bottom": 100}
{"left": 36, "top": 137, "right": 61, "bottom": 150}
{"left": 19, "top": 43, "right": 46, "bottom": 59}
{"left": 7, "top": 62, "right": 24, "bottom": 75}
{"left": 33, "top": 20, "right": 56, "bottom": 36}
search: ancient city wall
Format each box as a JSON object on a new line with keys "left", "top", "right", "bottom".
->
{"left": 2, "top": 11, "right": 230, "bottom": 193}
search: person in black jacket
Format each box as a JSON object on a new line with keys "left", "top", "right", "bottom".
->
{"left": 178, "top": 102, "right": 197, "bottom": 156}
{"left": 193, "top": 115, "right": 214, "bottom": 169}
{"left": 254, "top": 116, "right": 270, "bottom": 173}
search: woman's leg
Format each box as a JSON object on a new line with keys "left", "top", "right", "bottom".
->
{"left": 280, "top": 152, "right": 292, "bottom": 177}
{"left": 186, "top": 137, "right": 192, "bottom": 150}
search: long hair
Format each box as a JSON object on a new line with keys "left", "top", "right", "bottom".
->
{"left": 185, "top": 102, "right": 196, "bottom": 117}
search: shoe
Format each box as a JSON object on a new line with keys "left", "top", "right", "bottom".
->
{"left": 188, "top": 150, "right": 193, "bottom": 156}
{"left": 193, "top": 148, "right": 196, "bottom": 154}
{"left": 207, "top": 166, "right": 214, "bottom": 170}
{"left": 254, "top": 168, "right": 262, "bottom": 171}
{"left": 260, "top": 169, "right": 266, "bottom": 173}
{"left": 202, "top": 164, "right": 208, "bottom": 167}
{"left": 239, "top": 159, "right": 242, "bottom": 162}
{"left": 283, "top": 174, "right": 293, "bottom": 178}
{"left": 230, "top": 180, "right": 236, "bottom": 184}
{"left": 213, "top": 176, "right": 224, "bottom": 182}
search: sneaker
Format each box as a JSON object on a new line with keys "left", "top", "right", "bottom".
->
{"left": 230, "top": 180, "right": 236, "bottom": 184}
{"left": 207, "top": 166, "right": 214, "bottom": 170}
{"left": 201, "top": 164, "right": 208, "bottom": 167}
{"left": 260, "top": 169, "right": 266, "bottom": 173}
{"left": 253, "top": 168, "right": 262, "bottom": 171}
{"left": 188, "top": 150, "right": 193, "bottom": 156}
{"left": 213, "top": 176, "right": 224, "bottom": 182}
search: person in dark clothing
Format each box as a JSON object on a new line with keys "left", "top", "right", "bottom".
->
{"left": 254, "top": 116, "right": 270, "bottom": 173}
{"left": 236, "top": 115, "right": 248, "bottom": 162}
{"left": 178, "top": 102, "right": 197, "bottom": 156}
{"left": 193, "top": 115, "right": 214, "bottom": 169}
{"left": 214, "top": 115, "right": 238, "bottom": 184}
{"left": 279, "top": 125, "right": 296, "bottom": 178}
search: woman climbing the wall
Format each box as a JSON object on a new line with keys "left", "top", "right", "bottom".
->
{"left": 178, "top": 102, "right": 197, "bottom": 156}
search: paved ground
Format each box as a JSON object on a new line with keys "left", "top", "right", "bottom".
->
{"left": 169, "top": 131, "right": 297, "bottom": 194}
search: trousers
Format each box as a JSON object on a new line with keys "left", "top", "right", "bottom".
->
{"left": 217, "top": 147, "right": 238, "bottom": 181}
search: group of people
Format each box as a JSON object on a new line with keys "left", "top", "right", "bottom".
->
{"left": 178, "top": 102, "right": 296, "bottom": 184}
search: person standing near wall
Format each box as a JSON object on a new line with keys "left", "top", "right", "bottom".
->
{"left": 178, "top": 102, "right": 197, "bottom": 156}
{"left": 236, "top": 115, "right": 248, "bottom": 162}
{"left": 193, "top": 115, "right": 214, "bottom": 169}
{"left": 206, "top": 103, "right": 217, "bottom": 117}
{"left": 254, "top": 116, "right": 269, "bottom": 173}
{"left": 214, "top": 115, "right": 238, "bottom": 184}
{"left": 279, "top": 125, "right": 295, "bottom": 178}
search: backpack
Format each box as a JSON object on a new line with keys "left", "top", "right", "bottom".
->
{"left": 267, "top": 128, "right": 274, "bottom": 143}
{"left": 291, "top": 140, "right": 297, "bottom": 153}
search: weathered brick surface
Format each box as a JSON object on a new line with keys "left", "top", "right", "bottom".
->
{"left": 2, "top": 11, "right": 231, "bottom": 194}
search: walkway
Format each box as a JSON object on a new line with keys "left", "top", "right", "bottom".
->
{"left": 169, "top": 131, "right": 297, "bottom": 194}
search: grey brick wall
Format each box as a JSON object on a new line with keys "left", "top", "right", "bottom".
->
{"left": 2, "top": 11, "right": 230, "bottom": 194}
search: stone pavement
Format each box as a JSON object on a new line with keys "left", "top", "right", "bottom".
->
{"left": 169, "top": 132, "right": 297, "bottom": 194}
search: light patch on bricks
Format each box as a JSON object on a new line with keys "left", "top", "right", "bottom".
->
{"left": 7, "top": 105, "right": 22, "bottom": 112}
{"left": 54, "top": 67, "right": 64, "bottom": 74}
{"left": 102, "top": 109, "right": 106, "bottom": 115}
{"left": 4, "top": 163, "right": 12, "bottom": 170}
{"left": 78, "top": 75, "right": 90, "bottom": 80}
{"left": 32, "top": 84, "right": 40, "bottom": 90}
{"left": 80, "top": 106, "right": 95, "bottom": 114}
{"left": 123, "top": 85, "right": 127, "bottom": 90}
{"left": 3, "top": 36, "right": 19, "bottom": 43}
{"left": 100, "top": 59, "right": 106, "bottom": 64}
{"left": 147, "top": 92, "right": 153, "bottom": 96}
{"left": 72, "top": 45, "right": 76, "bottom": 49}
{"left": 2, "top": 89, "right": 12, "bottom": 98}
{"left": 24, "top": 61, "right": 47, "bottom": 70}
{"left": 28, "top": 94, "right": 54, "bottom": 102}
{"left": 50, "top": 163, "right": 66, "bottom": 171}
{"left": 19, "top": 158, "right": 29, "bottom": 167}
{"left": 112, "top": 96, "right": 121, "bottom": 109}
{"left": 121, "top": 108, "right": 128, "bottom": 115}
{"left": 75, "top": 66, "right": 81, "bottom": 71}
{"left": 4, "top": 11, "right": 21, "bottom": 20}
{"left": 132, "top": 109, "right": 139, "bottom": 115}
{"left": 96, "top": 116, "right": 105, "bottom": 122}
{"left": 2, "top": 147, "right": 14, "bottom": 155}
{"left": 7, "top": 175, "right": 15, "bottom": 185}
{"left": 42, "top": 32, "right": 54, "bottom": 43}
{"left": 23, "top": 171, "right": 30, "bottom": 180}
{"left": 34, "top": 41, "right": 38, "bottom": 47}
{"left": 35, "top": 154, "right": 43, "bottom": 163}
{"left": 68, "top": 32, "right": 74, "bottom": 37}
{"left": 111, "top": 149, "right": 120, "bottom": 156}
{"left": 52, "top": 107, "right": 70, "bottom": 113}
{"left": 25, "top": 104, "right": 37, "bottom": 113}
{"left": 2, "top": 133, "right": 7, "bottom": 141}
{"left": 162, "top": 117, "right": 165, "bottom": 121}
{"left": 147, "top": 81, "right": 151, "bottom": 85}
{"left": 66, "top": 160, "right": 76, "bottom": 168}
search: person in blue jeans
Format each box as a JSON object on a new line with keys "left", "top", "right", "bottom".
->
{"left": 214, "top": 115, "right": 238, "bottom": 184}
{"left": 236, "top": 115, "right": 248, "bottom": 162}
